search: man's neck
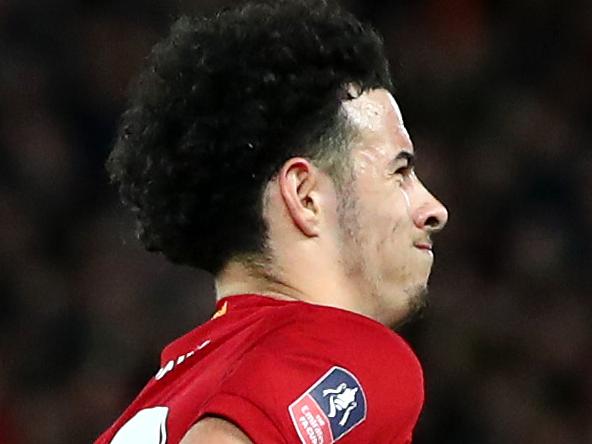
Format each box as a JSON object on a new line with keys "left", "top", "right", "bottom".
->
{"left": 214, "top": 261, "right": 305, "bottom": 303}
{"left": 214, "top": 260, "right": 372, "bottom": 319}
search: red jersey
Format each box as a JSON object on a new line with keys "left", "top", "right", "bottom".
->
{"left": 95, "top": 294, "right": 424, "bottom": 444}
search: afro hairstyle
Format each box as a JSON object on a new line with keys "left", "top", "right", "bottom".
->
{"left": 107, "top": 0, "right": 393, "bottom": 274}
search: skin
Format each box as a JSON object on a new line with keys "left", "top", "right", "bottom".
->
{"left": 182, "top": 88, "right": 448, "bottom": 443}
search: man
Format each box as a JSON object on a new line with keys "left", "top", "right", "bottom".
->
{"left": 96, "top": 1, "right": 448, "bottom": 443}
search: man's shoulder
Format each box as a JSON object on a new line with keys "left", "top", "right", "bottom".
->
{"left": 224, "top": 300, "right": 423, "bottom": 404}
{"left": 252, "top": 301, "right": 416, "bottom": 364}
{"left": 160, "top": 296, "right": 420, "bottom": 384}
{"left": 211, "top": 301, "right": 424, "bottom": 443}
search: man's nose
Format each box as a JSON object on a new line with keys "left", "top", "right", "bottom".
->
{"left": 413, "top": 195, "right": 449, "bottom": 233}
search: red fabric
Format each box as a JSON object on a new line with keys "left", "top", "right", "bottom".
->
{"left": 95, "top": 295, "right": 424, "bottom": 443}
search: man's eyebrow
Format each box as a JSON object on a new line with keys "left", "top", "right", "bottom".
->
{"left": 389, "top": 150, "right": 415, "bottom": 169}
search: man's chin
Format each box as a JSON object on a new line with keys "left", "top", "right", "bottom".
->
{"left": 391, "top": 284, "right": 429, "bottom": 329}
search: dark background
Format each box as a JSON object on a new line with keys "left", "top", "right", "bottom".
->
{"left": 1, "top": 0, "right": 590, "bottom": 442}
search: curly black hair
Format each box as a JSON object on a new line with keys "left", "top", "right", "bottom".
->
{"left": 108, "top": 0, "right": 392, "bottom": 274}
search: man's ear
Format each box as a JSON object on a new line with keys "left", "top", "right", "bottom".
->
{"left": 277, "top": 157, "right": 321, "bottom": 237}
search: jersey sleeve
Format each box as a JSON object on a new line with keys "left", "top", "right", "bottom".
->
{"left": 193, "top": 308, "right": 424, "bottom": 444}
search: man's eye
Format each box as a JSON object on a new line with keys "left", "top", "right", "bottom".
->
{"left": 395, "top": 165, "right": 412, "bottom": 176}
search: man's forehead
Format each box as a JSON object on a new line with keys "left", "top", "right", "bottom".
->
{"left": 386, "top": 92, "right": 404, "bottom": 127}
{"left": 343, "top": 88, "right": 413, "bottom": 156}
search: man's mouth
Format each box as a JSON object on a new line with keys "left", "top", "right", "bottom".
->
{"left": 414, "top": 242, "right": 433, "bottom": 251}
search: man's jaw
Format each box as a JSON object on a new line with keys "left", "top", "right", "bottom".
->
{"left": 390, "top": 284, "right": 429, "bottom": 330}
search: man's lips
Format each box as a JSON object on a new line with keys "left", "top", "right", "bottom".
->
{"left": 414, "top": 242, "right": 433, "bottom": 251}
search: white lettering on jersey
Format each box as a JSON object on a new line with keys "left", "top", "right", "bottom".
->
{"left": 155, "top": 339, "right": 211, "bottom": 381}
{"left": 110, "top": 407, "right": 169, "bottom": 444}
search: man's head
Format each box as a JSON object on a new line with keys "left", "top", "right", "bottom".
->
{"left": 108, "top": 0, "right": 391, "bottom": 273}
{"left": 109, "top": 0, "right": 448, "bottom": 327}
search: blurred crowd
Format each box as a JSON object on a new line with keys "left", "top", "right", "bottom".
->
{"left": 1, "top": 0, "right": 590, "bottom": 443}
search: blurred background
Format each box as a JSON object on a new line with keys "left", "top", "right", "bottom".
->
{"left": 1, "top": 0, "right": 590, "bottom": 442}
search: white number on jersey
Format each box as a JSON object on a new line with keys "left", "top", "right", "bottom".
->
{"left": 110, "top": 406, "right": 169, "bottom": 444}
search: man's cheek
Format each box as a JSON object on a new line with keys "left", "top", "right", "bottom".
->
{"left": 398, "top": 187, "right": 412, "bottom": 217}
